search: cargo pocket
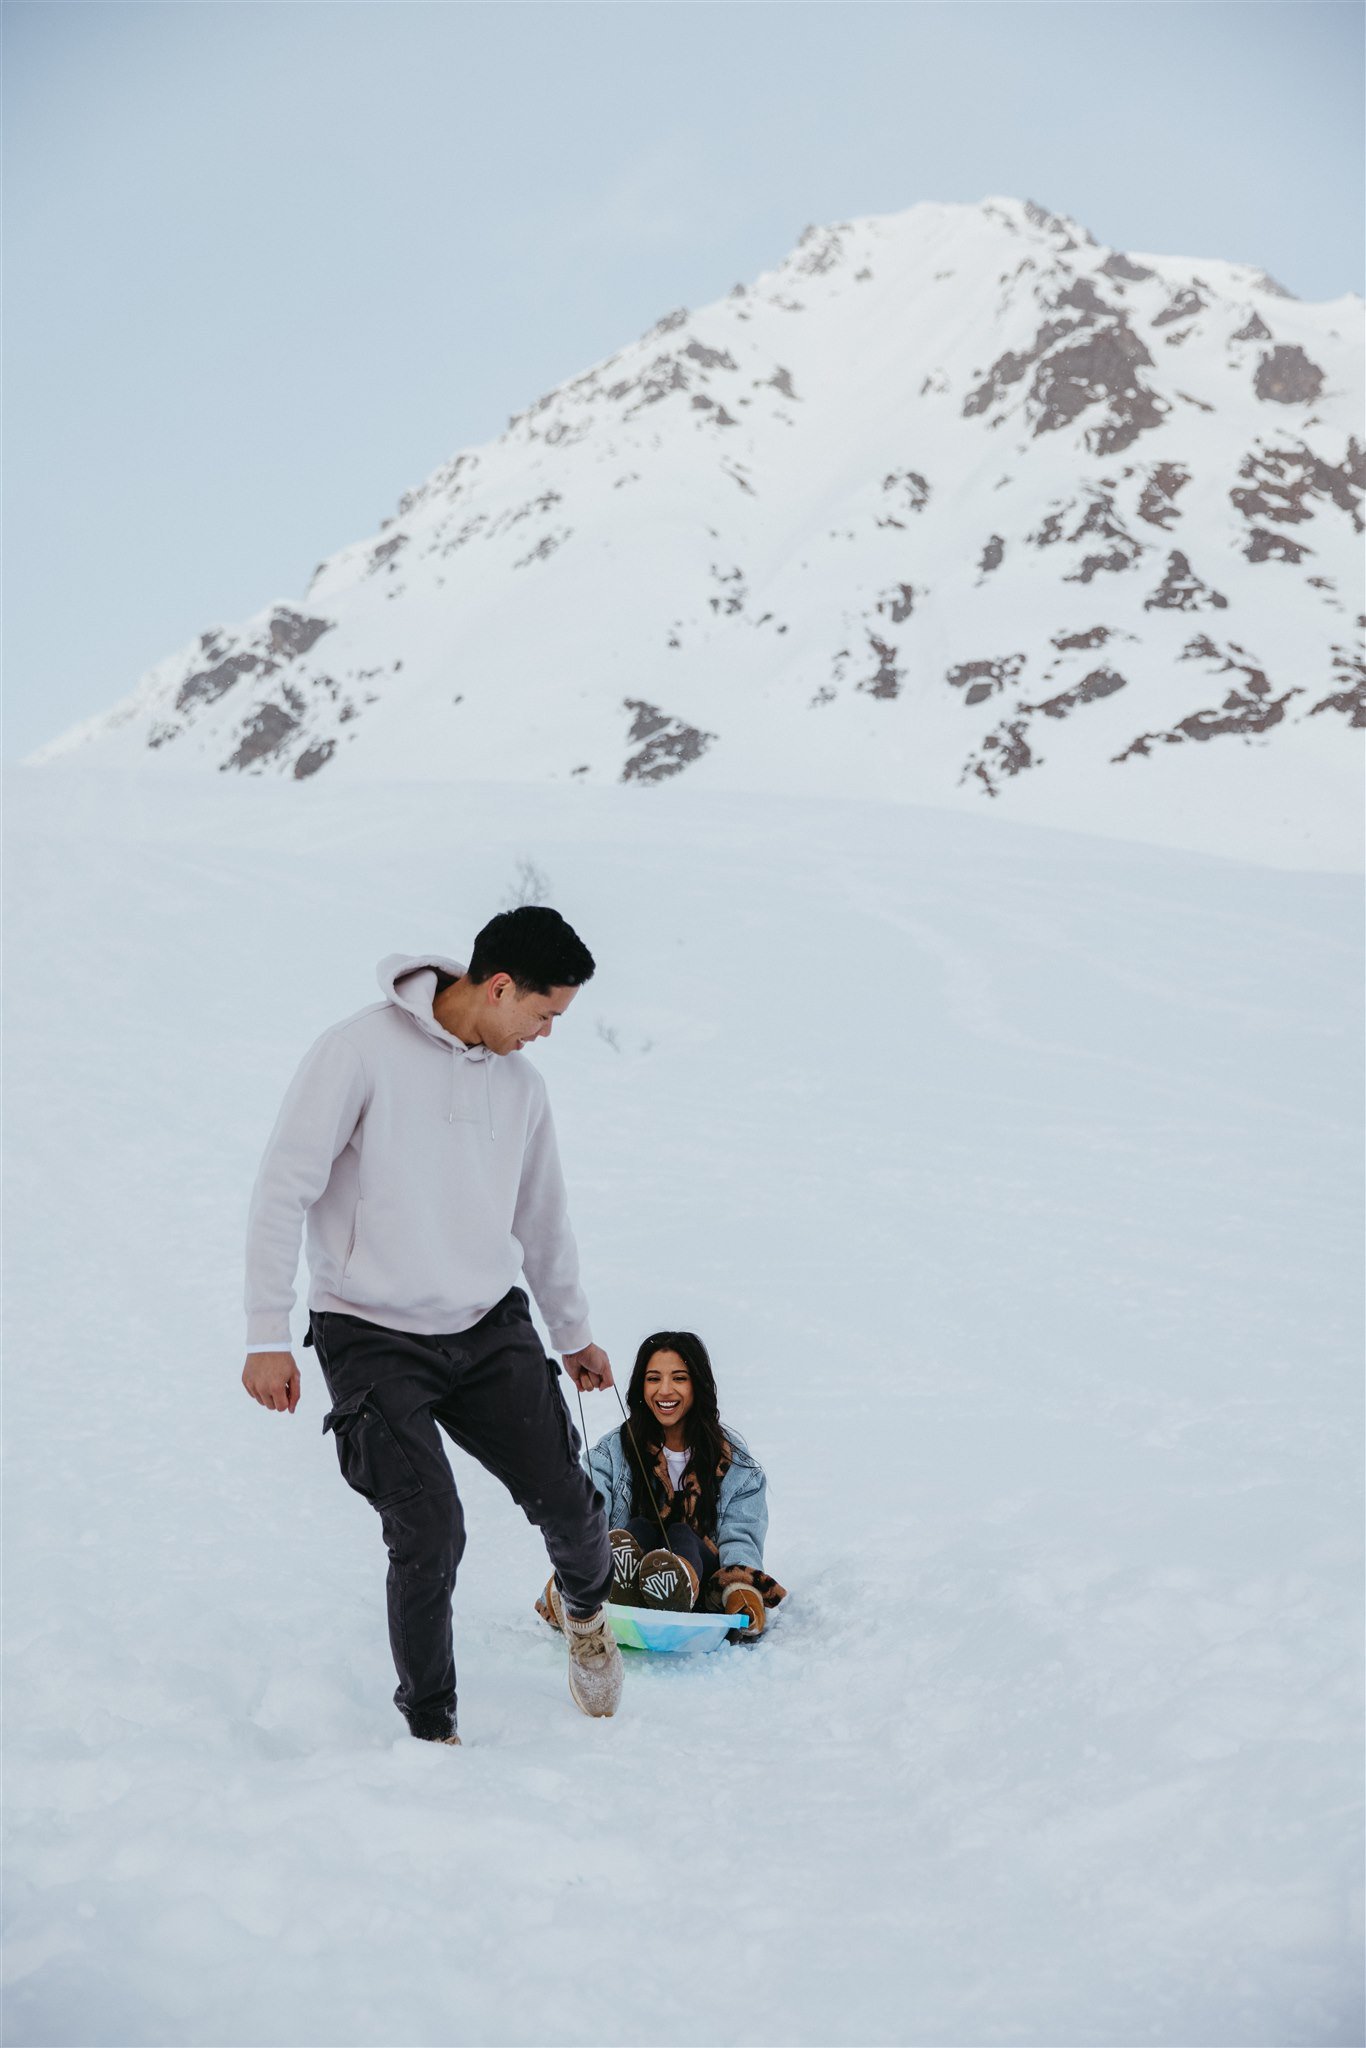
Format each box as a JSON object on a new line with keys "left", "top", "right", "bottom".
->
{"left": 545, "top": 1357, "right": 582, "bottom": 1462}
{"left": 321, "top": 1386, "right": 422, "bottom": 1510}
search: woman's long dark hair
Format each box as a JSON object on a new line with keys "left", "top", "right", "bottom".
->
{"left": 622, "top": 1330, "right": 752, "bottom": 1540}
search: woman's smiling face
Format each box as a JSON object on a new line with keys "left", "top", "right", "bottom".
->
{"left": 643, "top": 1350, "right": 694, "bottom": 1433}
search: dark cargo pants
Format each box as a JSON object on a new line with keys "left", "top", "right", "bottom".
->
{"left": 308, "top": 1286, "right": 611, "bottom": 1740}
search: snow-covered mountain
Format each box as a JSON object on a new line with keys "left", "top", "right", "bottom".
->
{"left": 31, "top": 196, "right": 1364, "bottom": 864}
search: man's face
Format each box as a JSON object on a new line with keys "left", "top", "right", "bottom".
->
{"left": 484, "top": 976, "right": 579, "bottom": 1056}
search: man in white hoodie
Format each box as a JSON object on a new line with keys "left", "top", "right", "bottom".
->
{"left": 241, "top": 906, "right": 623, "bottom": 1742}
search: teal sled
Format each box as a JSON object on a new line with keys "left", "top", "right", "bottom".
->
{"left": 606, "top": 1605, "right": 749, "bottom": 1654}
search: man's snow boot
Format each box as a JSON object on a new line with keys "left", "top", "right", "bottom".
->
{"left": 407, "top": 1708, "right": 460, "bottom": 1742}
{"left": 548, "top": 1582, "right": 624, "bottom": 1718}
{"left": 608, "top": 1528, "right": 644, "bottom": 1604}
{"left": 638, "top": 1548, "right": 699, "bottom": 1611}
{"left": 722, "top": 1582, "right": 766, "bottom": 1638}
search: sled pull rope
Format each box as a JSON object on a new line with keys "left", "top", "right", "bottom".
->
{"left": 611, "top": 1382, "right": 678, "bottom": 1557}
{"left": 572, "top": 1377, "right": 676, "bottom": 1557}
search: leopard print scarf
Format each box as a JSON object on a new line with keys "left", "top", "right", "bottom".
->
{"left": 641, "top": 1439, "right": 787, "bottom": 1608}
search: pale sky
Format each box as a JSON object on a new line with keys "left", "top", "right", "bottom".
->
{"left": 5, "top": 0, "right": 1363, "bottom": 760}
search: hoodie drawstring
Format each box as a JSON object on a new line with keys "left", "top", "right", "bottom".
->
{"left": 447, "top": 1046, "right": 495, "bottom": 1139}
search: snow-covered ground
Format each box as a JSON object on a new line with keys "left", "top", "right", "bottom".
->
{"left": 3, "top": 767, "right": 1362, "bottom": 2046}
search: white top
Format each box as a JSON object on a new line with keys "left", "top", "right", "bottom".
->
{"left": 663, "top": 1446, "right": 690, "bottom": 1491}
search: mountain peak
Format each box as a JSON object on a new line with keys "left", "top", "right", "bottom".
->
{"left": 30, "top": 195, "right": 1363, "bottom": 868}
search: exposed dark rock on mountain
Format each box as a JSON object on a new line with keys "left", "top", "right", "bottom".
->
{"left": 1145, "top": 552, "right": 1229, "bottom": 612}
{"left": 1155, "top": 287, "right": 1208, "bottom": 328}
{"left": 860, "top": 636, "right": 904, "bottom": 699}
{"left": 1115, "top": 687, "right": 1297, "bottom": 755}
{"left": 621, "top": 700, "right": 715, "bottom": 782}
{"left": 948, "top": 654, "right": 1027, "bottom": 706}
{"left": 1052, "top": 625, "right": 1114, "bottom": 651}
{"left": 370, "top": 535, "right": 407, "bottom": 574}
{"left": 1136, "top": 464, "right": 1190, "bottom": 528}
{"left": 967, "top": 720, "right": 1034, "bottom": 791}
{"left": 267, "top": 610, "right": 333, "bottom": 659}
{"left": 1029, "top": 491, "right": 1146, "bottom": 582}
{"left": 1114, "top": 636, "right": 1293, "bottom": 757}
{"left": 965, "top": 301, "right": 1168, "bottom": 456}
{"left": 963, "top": 665, "right": 1128, "bottom": 794}
{"left": 1042, "top": 666, "right": 1128, "bottom": 716}
{"left": 1020, "top": 198, "right": 1096, "bottom": 251}
{"left": 1041, "top": 324, "right": 1167, "bottom": 453}
{"left": 876, "top": 582, "right": 917, "bottom": 623}
{"left": 175, "top": 652, "right": 261, "bottom": 716}
{"left": 294, "top": 740, "right": 336, "bottom": 779}
{"left": 1309, "top": 647, "right": 1366, "bottom": 727}
{"left": 148, "top": 609, "right": 336, "bottom": 754}
{"left": 1181, "top": 633, "right": 1273, "bottom": 695}
{"left": 1246, "top": 527, "right": 1311, "bottom": 564}
{"left": 1100, "top": 252, "right": 1156, "bottom": 283}
{"left": 879, "top": 470, "right": 931, "bottom": 522}
{"left": 964, "top": 320, "right": 1076, "bottom": 417}
{"left": 1255, "top": 345, "right": 1326, "bottom": 404}
{"left": 224, "top": 698, "right": 304, "bottom": 772}
{"left": 1232, "top": 438, "right": 1364, "bottom": 531}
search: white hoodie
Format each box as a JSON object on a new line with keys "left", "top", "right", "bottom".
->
{"left": 243, "top": 954, "right": 592, "bottom": 1354}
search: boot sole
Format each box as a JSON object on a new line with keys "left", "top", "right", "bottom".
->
{"left": 567, "top": 1667, "right": 620, "bottom": 1718}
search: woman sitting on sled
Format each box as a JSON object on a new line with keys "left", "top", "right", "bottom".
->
{"left": 542, "top": 1329, "right": 786, "bottom": 1638}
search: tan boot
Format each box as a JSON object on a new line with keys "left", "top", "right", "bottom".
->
{"left": 722, "top": 1582, "right": 766, "bottom": 1637}
{"left": 548, "top": 1583, "right": 624, "bottom": 1718}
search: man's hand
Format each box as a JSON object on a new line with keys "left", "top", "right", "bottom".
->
{"left": 242, "top": 1352, "right": 301, "bottom": 1413}
{"left": 561, "top": 1343, "right": 612, "bottom": 1392}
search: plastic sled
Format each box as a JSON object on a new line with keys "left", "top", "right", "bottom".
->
{"left": 606, "top": 1604, "right": 750, "bottom": 1654}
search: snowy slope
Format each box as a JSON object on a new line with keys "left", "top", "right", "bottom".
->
{"left": 28, "top": 197, "right": 1365, "bottom": 869}
{"left": 3, "top": 767, "right": 1361, "bottom": 2046}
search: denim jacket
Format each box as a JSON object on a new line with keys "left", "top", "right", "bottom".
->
{"left": 585, "top": 1427, "right": 769, "bottom": 1572}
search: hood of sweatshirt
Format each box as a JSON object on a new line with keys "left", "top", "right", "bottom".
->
{"left": 377, "top": 951, "right": 481, "bottom": 1050}
{"left": 376, "top": 952, "right": 502, "bottom": 1131}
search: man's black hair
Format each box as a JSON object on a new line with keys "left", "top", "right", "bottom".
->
{"left": 467, "top": 906, "right": 595, "bottom": 994}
